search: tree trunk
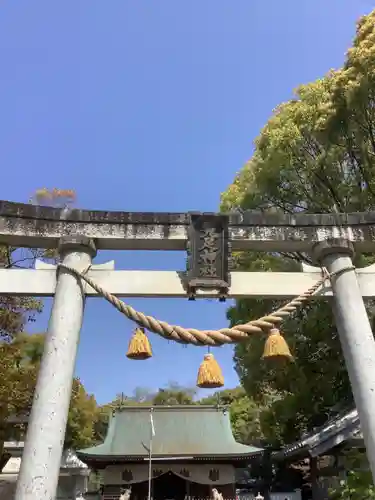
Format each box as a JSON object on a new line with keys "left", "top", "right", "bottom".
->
{"left": 310, "top": 456, "right": 320, "bottom": 500}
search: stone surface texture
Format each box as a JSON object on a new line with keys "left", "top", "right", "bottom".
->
{"left": 1, "top": 201, "right": 375, "bottom": 251}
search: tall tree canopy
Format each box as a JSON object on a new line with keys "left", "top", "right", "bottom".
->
{"left": 0, "top": 246, "right": 42, "bottom": 341}
{"left": 199, "top": 387, "right": 265, "bottom": 446}
{"left": 0, "top": 342, "right": 37, "bottom": 457}
{"left": 1, "top": 334, "right": 100, "bottom": 455}
{"left": 220, "top": 10, "right": 375, "bottom": 445}
{"left": 221, "top": 10, "right": 375, "bottom": 215}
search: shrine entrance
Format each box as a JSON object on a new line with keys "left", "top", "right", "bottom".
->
{"left": 152, "top": 472, "right": 187, "bottom": 500}
{"left": 2, "top": 200, "right": 375, "bottom": 500}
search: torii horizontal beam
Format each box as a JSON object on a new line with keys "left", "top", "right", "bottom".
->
{"left": 1, "top": 200, "right": 375, "bottom": 251}
{"left": 2, "top": 262, "right": 375, "bottom": 298}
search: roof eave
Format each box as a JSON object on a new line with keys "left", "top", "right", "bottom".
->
{"left": 272, "top": 443, "right": 308, "bottom": 461}
{"left": 77, "top": 452, "right": 263, "bottom": 463}
{"left": 275, "top": 419, "right": 363, "bottom": 460}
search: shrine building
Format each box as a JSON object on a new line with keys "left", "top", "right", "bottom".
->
{"left": 77, "top": 405, "right": 263, "bottom": 500}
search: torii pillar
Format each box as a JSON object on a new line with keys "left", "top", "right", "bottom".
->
{"left": 313, "top": 238, "right": 375, "bottom": 480}
{"left": 15, "top": 236, "right": 96, "bottom": 500}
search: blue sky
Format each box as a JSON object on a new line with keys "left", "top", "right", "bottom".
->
{"left": 0, "top": 1, "right": 371, "bottom": 404}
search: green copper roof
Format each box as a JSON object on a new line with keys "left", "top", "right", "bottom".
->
{"left": 78, "top": 406, "right": 262, "bottom": 460}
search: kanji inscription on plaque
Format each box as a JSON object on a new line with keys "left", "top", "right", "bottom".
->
{"left": 185, "top": 213, "right": 230, "bottom": 300}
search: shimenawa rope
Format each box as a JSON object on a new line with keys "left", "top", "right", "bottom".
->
{"left": 57, "top": 264, "right": 329, "bottom": 347}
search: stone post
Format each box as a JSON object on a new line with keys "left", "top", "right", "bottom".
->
{"left": 15, "top": 236, "right": 96, "bottom": 500}
{"left": 313, "top": 238, "right": 375, "bottom": 481}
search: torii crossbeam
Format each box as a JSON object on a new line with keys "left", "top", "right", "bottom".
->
{"left": 1, "top": 200, "right": 375, "bottom": 499}
{"left": 1, "top": 262, "right": 375, "bottom": 298}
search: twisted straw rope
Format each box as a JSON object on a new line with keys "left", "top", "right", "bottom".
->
{"left": 58, "top": 264, "right": 328, "bottom": 346}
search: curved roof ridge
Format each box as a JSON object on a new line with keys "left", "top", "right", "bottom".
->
{"left": 113, "top": 405, "right": 229, "bottom": 412}
{"left": 78, "top": 405, "right": 262, "bottom": 462}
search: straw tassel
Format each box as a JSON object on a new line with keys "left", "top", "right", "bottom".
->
{"left": 262, "top": 328, "right": 293, "bottom": 361}
{"left": 196, "top": 353, "right": 224, "bottom": 389}
{"left": 126, "top": 327, "right": 152, "bottom": 360}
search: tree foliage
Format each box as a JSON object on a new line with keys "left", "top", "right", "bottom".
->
{"left": 220, "top": 10, "right": 375, "bottom": 446}
{"left": 1, "top": 332, "right": 100, "bottom": 456}
{"left": 18, "top": 333, "right": 99, "bottom": 449}
{"left": 66, "top": 378, "right": 98, "bottom": 449}
{"left": 329, "top": 471, "right": 375, "bottom": 500}
{"left": 101, "top": 383, "right": 197, "bottom": 412}
{"left": 199, "top": 387, "right": 265, "bottom": 445}
{"left": 228, "top": 296, "right": 354, "bottom": 445}
{"left": 0, "top": 342, "right": 37, "bottom": 455}
{"left": 221, "top": 10, "right": 375, "bottom": 216}
{"left": 29, "top": 188, "right": 76, "bottom": 208}
{"left": 0, "top": 247, "right": 42, "bottom": 341}
{"left": 152, "top": 383, "right": 196, "bottom": 405}
{"left": 329, "top": 451, "right": 375, "bottom": 499}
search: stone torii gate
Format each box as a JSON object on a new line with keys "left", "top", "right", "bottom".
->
{"left": 1, "top": 200, "right": 375, "bottom": 499}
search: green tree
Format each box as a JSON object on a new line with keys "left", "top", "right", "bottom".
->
{"left": 199, "top": 387, "right": 265, "bottom": 445}
{"left": 152, "top": 383, "right": 196, "bottom": 406}
{"left": 199, "top": 387, "right": 246, "bottom": 406}
{"left": 3, "top": 334, "right": 100, "bottom": 451}
{"left": 329, "top": 451, "right": 375, "bottom": 499}
{"left": 15, "top": 332, "right": 45, "bottom": 365}
{"left": 220, "top": 10, "right": 375, "bottom": 446}
{"left": 221, "top": 10, "right": 375, "bottom": 216}
{"left": 0, "top": 247, "right": 42, "bottom": 341}
{"left": 65, "top": 378, "right": 99, "bottom": 449}
{"left": 228, "top": 297, "right": 353, "bottom": 445}
{"left": 329, "top": 471, "right": 375, "bottom": 500}
{"left": 101, "top": 383, "right": 196, "bottom": 412}
{"left": 25, "top": 334, "right": 100, "bottom": 449}
{"left": 0, "top": 342, "right": 37, "bottom": 458}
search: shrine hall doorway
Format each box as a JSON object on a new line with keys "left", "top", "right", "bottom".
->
{"left": 153, "top": 471, "right": 186, "bottom": 500}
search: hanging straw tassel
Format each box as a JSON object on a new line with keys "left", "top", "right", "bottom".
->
{"left": 126, "top": 327, "right": 152, "bottom": 360}
{"left": 196, "top": 353, "right": 224, "bottom": 389}
{"left": 262, "top": 328, "right": 293, "bottom": 361}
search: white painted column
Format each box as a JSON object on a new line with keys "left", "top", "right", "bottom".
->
{"left": 15, "top": 236, "right": 96, "bottom": 500}
{"left": 313, "top": 238, "right": 375, "bottom": 481}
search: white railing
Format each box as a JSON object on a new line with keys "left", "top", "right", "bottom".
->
{"left": 98, "top": 495, "right": 302, "bottom": 500}
{"left": 3, "top": 441, "right": 25, "bottom": 449}
{"left": 270, "top": 494, "right": 301, "bottom": 500}
{"left": 238, "top": 494, "right": 301, "bottom": 500}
